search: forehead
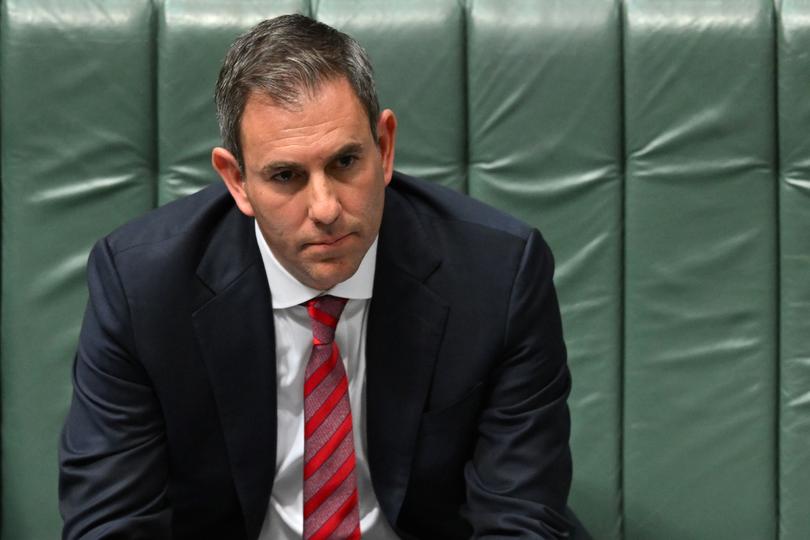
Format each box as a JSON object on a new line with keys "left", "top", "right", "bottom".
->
{"left": 239, "top": 78, "right": 371, "bottom": 159}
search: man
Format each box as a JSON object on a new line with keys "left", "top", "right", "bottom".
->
{"left": 60, "top": 14, "right": 572, "bottom": 539}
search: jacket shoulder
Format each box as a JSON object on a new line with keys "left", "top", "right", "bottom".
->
{"left": 104, "top": 182, "right": 234, "bottom": 255}
{"left": 388, "top": 172, "right": 534, "bottom": 242}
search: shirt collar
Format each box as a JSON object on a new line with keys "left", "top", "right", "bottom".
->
{"left": 254, "top": 221, "right": 377, "bottom": 309}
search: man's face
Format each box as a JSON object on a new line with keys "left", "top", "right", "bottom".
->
{"left": 213, "top": 77, "right": 396, "bottom": 290}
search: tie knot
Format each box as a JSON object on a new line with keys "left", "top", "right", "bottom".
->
{"left": 304, "top": 295, "right": 347, "bottom": 345}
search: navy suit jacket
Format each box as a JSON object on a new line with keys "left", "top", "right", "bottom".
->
{"left": 60, "top": 172, "right": 572, "bottom": 539}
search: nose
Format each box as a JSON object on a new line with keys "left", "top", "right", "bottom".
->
{"left": 307, "top": 174, "right": 341, "bottom": 225}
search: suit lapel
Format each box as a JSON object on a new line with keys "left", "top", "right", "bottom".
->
{"left": 366, "top": 185, "right": 448, "bottom": 527}
{"left": 191, "top": 208, "right": 276, "bottom": 539}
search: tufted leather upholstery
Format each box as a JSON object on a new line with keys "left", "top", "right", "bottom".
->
{"left": 1, "top": 1, "right": 808, "bottom": 538}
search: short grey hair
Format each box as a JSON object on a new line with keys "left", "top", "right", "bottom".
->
{"left": 214, "top": 14, "right": 380, "bottom": 171}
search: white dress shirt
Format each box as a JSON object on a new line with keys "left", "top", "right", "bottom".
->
{"left": 254, "top": 222, "right": 399, "bottom": 539}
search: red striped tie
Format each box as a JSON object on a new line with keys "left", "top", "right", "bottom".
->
{"left": 302, "top": 295, "right": 361, "bottom": 540}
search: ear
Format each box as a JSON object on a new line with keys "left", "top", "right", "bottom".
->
{"left": 376, "top": 109, "right": 397, "bottom": 185}
{"left": 211, "top": 147, "right": 255, "bottom": 217}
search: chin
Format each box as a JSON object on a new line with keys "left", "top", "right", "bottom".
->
{"left": 306, "top": 260, "right": 360, "bottom": 290}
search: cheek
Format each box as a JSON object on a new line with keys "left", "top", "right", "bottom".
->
{"left": 250, "top": 192, "right": 306, "bottom": 239}
{"left": 258, "top": 211, "right": 296, "bottom": 243}
{"left": 352, "top": 171, "right": 386, "bottom": 213}
{"left": 344, "top": 191, "right": 378, "bottom": 226}
{"left": 365, "top": 182, "right": 387, "bottom": 222}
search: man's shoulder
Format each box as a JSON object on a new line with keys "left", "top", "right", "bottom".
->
{"left": 387, "top": 171, "right": 534, "bottom": 242}
{"left": 103, "top": 182, "right": 235, "bottom": 256}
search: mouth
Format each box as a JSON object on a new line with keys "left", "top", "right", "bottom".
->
{"left": 304, "top": 233, "right": 353, "bottom": 250}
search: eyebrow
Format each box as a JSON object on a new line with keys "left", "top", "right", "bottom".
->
{"left": 258, "top": 142, "right": 365, "bottom": 177}
{"left": 329, "top": 142, "right": 364, "bottom": 162}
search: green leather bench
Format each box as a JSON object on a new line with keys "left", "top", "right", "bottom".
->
{"left": 2, "top": 1, "right": 808, "bottom": 538}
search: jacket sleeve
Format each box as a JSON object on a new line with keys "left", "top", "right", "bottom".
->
{"left": 463, "top": 229, "right": 573, "bottom": 539}
{"left": 59, "top": 238, "right": 172, "bottom": 539}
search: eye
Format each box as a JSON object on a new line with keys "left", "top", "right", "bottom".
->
{"left": 335, "top": 154, "right": 357, "bottom": 169}
{"left": 271, "top": 169, "right": 296, "bottom": 183}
